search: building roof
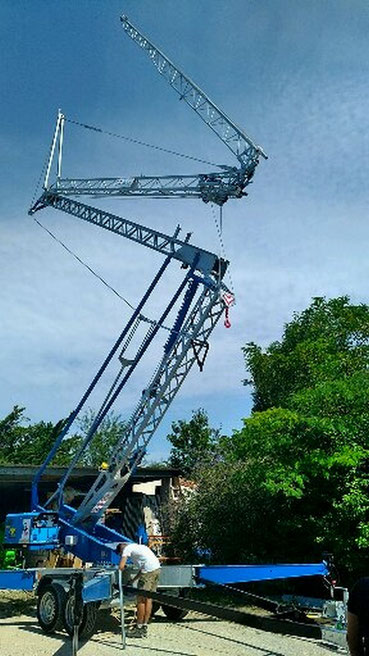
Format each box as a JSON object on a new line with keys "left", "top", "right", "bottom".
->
{"left": 0, "top": 464, "right": 180, "bottom": 485}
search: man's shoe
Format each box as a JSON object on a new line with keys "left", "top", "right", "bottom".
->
{"left": 142, "top": 625, "right": 148, "bottom": 637}
{"left": 127, "top": 626, "right": 144, "bottom": 638}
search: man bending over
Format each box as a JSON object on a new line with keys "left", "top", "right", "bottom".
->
{"left": 117, "top": 540, "right": 160, "bottom": 638}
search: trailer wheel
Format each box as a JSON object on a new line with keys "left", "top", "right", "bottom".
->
{"left": 63, "top": 594, "right": 98, "bottom": 640}
{"left": 37, "top": 583, "right": 66, "bottom": 634}
{"left": 161, "top": 604, "right": 188, "bottom": 621}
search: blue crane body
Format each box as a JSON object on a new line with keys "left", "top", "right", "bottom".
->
{"left": 1, "top": 15, "right": 331, "bottom": 640}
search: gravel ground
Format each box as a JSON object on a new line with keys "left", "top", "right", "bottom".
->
{"left": 0, "top": 598, "right": 347, "bottom": 656}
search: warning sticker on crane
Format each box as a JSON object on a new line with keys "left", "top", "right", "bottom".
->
{"left": 222, "top": 292, "right": 235, "bottom": 308}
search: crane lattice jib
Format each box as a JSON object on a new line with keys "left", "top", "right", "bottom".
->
{"left": 52, "top": 168, "right": 249, "bottom": 204}
{"left": 73, "top": 283, "right": 227, "bottom": 523}
{"left": 120, "top": 15, "right": 266, "bottom": 172}
{"left": 30, "top": 191, "right": 227, "bottom": 279}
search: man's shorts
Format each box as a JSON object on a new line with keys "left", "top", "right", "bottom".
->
{"left": 137, "top": 568, "right": 160, "bottom": 592}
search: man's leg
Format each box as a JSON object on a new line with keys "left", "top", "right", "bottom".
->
{"left": 144, "top": 597, "right": 153, "bottom": 624}
{"left": 136, "top": 595, "right": 146, "bottom": 625}
{"left": 142, "top": 570, "right": 160, "bottom": 634}
{"left": 127, "top": 595, "right": 146, "bottom": 638}
{"left": 131, "top": 570, "right": 160, "bottom": 637}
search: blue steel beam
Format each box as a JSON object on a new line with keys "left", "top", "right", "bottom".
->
{"left": 197, "top": 562, "right": 330, "bottom": 585}
{"left": 0, "top": 570, "right": 36, "bottom": 591}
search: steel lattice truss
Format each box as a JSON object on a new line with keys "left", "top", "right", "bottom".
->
{"left": 121, "top": 15, "right": 265, "bottom": 170}
{"left": 45, "top": 15, "right": 266, "bottom": 206}
{"left": 31, "top": 191, "right": 230, "bottom": 519}
{"left": 31, "top": 191, "right": 226, "bottom": 278}
{"left": 74, "top": 284, "right": 226, "bottom": 523}
{"left": 52, "top": 169, "right": 250, "bottom": 205}
{"left": 30, "top": 14, "right": 264, "bottom": 520}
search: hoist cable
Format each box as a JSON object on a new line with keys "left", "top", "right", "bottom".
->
{"left": 33, "top": 216, "right": 136, "bottom": 310}
{"left": 33, "top": 217, "right": 198, "bottom": 339}
{"left": 210, "top": 203, "right": 236, "bottom": 299}
{"left": 65, "top": 117, "right": 222, "bottom": 169}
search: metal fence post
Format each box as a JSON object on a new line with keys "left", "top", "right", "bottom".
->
{"left": 118, "top": 569, "right": 126, "bottom": 649}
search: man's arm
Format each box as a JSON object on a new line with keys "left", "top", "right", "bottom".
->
{"left": 347, "top": 611, "right": 362, "bottom": 656}
{"left": 119, "top": 555, "right": 127, "bottom": 571}
{"left": 119, "top": 553, "right": 141, "bottom": 579}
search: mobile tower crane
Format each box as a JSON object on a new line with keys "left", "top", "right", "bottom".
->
{"left": 51, "top": 15, "right": 267, "bottom": 205}
{"left": 1, "top": 15, "right": 330, "bottom": 641}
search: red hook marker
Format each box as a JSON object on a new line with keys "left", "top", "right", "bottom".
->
{"left": 224, "top": 307, "right": 231, "bottom": 328}
{"left": 222, "top": 293, "right": 234, "bottom": 329}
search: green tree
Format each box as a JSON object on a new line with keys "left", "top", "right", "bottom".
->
{"left": 0, "top": 406, "right": 75, "bottom": 465}
{"left": 244, "top": 296, "right": 369, "bottom": 411}
{"left": 239, "top": 296, "right": 369, "bottom": 573}
{"left": 171, "top": 459, "right": 275, "bottom": 564}
{"left": 172, "top": 297, "right": 369, "bottom": 580}
{"left": 167, "top": 409, "right": 221, "bottom": 477}
{"left": 75, "top": 408, "right": 127, "bottom": 467}
{"left": 0, "top": 406, "right": 25, "bottom": 463}
{"left": 0, "top": 406, "right": 126, "bottom": 468}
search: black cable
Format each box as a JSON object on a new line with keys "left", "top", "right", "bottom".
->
{"left": 210, "top": 203, "right": 236, "bottom": 300}
{"left": 33, "top": 216, "right": 136, "bottom": 310}
{"left": 66, "top": 117, "right": 222, "bottom": 168}
{"left": 33, "top": 217, "right": 196, "bottom": 340}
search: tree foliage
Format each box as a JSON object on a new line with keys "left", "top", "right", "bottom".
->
{"left": 172, "top": 297, "right": 369, "bottom": 581}
{"left": 0, "top": 406, "right": 76, "bottom": 465}
{"left": 75, "top": 408, "right": 127, "bottom": 467}
{"left": 0, "top": 405, "right": 125, "bottom": 468}
{"left": 167, "top": 409, "right": 220, "bottom": 477}
{"left": 244, "top": 296, "right": 369, "bottom": 411}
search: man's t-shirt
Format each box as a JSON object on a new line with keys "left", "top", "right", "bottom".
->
{"left": 348, "top": 577, "right": 369, "bottom": 654}
{"left": 122, "top": 543, "right": 160, "bottom": 573}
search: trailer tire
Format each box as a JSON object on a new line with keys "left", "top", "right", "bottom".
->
{"left": 161, "top": 604, "right": 188, "bottom": 621}
{"left": 63, "top": 594, "right": 98, "bottom": 640}
{"left": 37, "top": 582, "right": 66, "bottom": 634}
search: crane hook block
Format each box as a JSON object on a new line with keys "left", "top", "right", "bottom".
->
{"left": 222, "top": 292, "right": 235, "bottom": 329}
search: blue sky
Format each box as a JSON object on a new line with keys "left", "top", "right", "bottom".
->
{"left": 1, "top": 1, "right": 369, "bottom": 461}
